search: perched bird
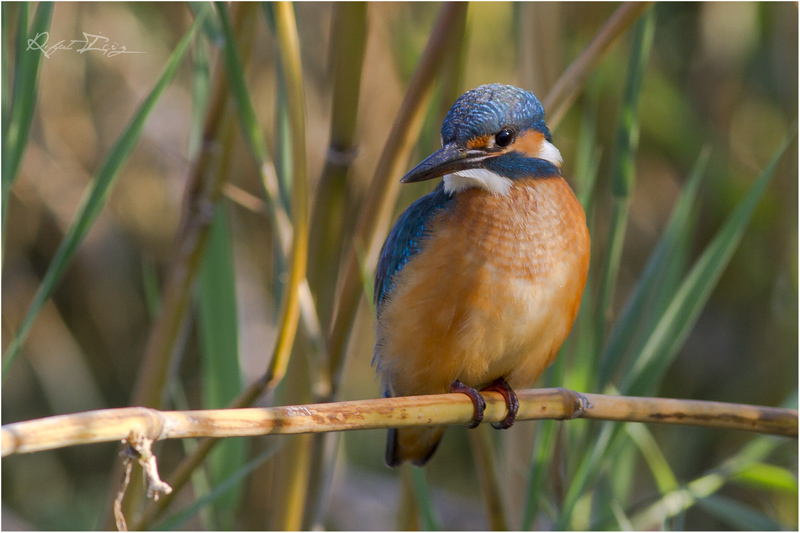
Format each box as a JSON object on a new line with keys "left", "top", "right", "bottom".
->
{"left": 374, "top": 84, "right": 591, "bottom": 467}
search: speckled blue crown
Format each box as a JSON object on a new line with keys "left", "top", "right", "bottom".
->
{"left": 440, "top": 84, "right": 551, "bottom": 144}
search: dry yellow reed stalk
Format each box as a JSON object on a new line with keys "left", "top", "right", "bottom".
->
{"left": 3, "top": 389, "right": 795, "bottom": 458}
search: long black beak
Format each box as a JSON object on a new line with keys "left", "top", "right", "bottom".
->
{"left": 400, "top": 143, "right": 489, "bottom": 183}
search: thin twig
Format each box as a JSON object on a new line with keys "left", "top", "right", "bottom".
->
{"left": 114, "top": 446, "right": 136, "bottom": 531}
{"left": 127, "top": 433, "right": 173, "bottom": 502}
{"left": 3, "top": 390, "right": 795, "bottom": 457}
{"left": 112, "top": 432, "right": 173, "bottom": 531}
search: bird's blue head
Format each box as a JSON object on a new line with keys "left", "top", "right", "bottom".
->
{"left": 402, "top": 84, "right": 561, "bottom": 195}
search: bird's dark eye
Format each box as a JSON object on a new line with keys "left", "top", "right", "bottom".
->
{"left": 495, "top": 129, "right": 515, "bottom": 148}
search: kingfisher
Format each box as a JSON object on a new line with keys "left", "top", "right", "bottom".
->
{"left": 373, "top": 84, "right": 591, "bottom": 467}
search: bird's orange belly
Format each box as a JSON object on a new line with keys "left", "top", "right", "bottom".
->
{"left": 376, "top": 177, "right": 589, "bottom": 397}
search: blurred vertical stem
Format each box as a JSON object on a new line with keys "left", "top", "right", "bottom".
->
{"left": 188, "top": 34, "right": 211, "bottom": 160}
{"left": 2, "top": 1, "right": 52, "bottom": 241}
{"left": 517, "top": 2, "right": 561, "bottom": 96}
{"left": 302, "top": 4, "right": 369, "bottom": 528}
{"left": 1, "top": 2, "right": 24, "bottom": 123}
{"left": 434, "top": 5, "right": 468, "bottom": 136}
{"left": 132, "top": 62, "right": 241, "bottom": 532}
{"left": 261, "top": 0, "right": 308, "bottom": 397}
{"left": 189, "top": 50, "right": 223, "bottom": 529}
{"left": 274, "top": 78, "right": 294, "bottom": 213}
{"left": 399, "top": 469, "right": 422, "bottom": 529}
{"left": 592, "top": 7, "right": 655, "bottom": 360}
{"left": 307, "top": 2, "right": 368, "bottom": 332}
{"left": 198, "top": 203, "right": 244, "bottom": 527}
{"left": 520, "top": 418, "right": 559, "bottom": 529}
{"left": 261, "top": 3, "right": 310, "bottom": 531}
{"left": 409, "top": 466, "right": 442, "bottom": 530}
{"left": 572, "top": 84, "right": 602, "bottom": 210}
{"left": 470, "top": 427, "right": 509, "bottom": 530}
{"left": 325, "top": 1, "right": 468, "bottom": 397}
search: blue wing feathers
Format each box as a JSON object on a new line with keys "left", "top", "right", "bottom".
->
{"left": 374, "top": 182, "right": 452, "bottom": 311}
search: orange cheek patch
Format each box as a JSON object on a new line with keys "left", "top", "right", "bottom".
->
{"left": 467, "top": 135, "right": 491, "bottom": 149}
{"left": 510, "top": 130, "right": 545, "bottom": 157}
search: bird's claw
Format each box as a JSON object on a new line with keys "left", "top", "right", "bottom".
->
{"left": 482, "top": 377, "right": 519, "bottom": 429}
{"left": 450, "top": 378, "right": 520, "bottom": 429}
{"left": 450, "top": 380, "right": 486, "bottom": 428}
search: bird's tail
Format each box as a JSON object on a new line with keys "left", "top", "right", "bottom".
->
{"left": 386, "top": 426, "right": 446, "bottom": 467}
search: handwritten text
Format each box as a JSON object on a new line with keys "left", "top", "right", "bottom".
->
{"left": 27, "top": 32, "right": 145, "bottom": 59}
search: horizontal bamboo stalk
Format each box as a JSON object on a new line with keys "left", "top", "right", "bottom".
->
{"left": 2, "top": 389, "right": 796, "bottom": 457}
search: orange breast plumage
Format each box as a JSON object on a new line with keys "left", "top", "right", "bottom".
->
{"left": 375, "top": 176, "right": 590, "bottom": 399}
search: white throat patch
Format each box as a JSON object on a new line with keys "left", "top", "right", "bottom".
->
{"left": 443, "top": 168, "right": 513, "bottom": 196}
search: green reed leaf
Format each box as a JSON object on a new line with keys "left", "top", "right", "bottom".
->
{"left": 2, "top": 2, "right": 53, "bottom": 238}
{"left": 1, "top": 6, "right": 208, "bottom": 378}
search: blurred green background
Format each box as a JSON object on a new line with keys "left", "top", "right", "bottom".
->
{"left": 1, "top": 2, "right": 797, "bottom": 530}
